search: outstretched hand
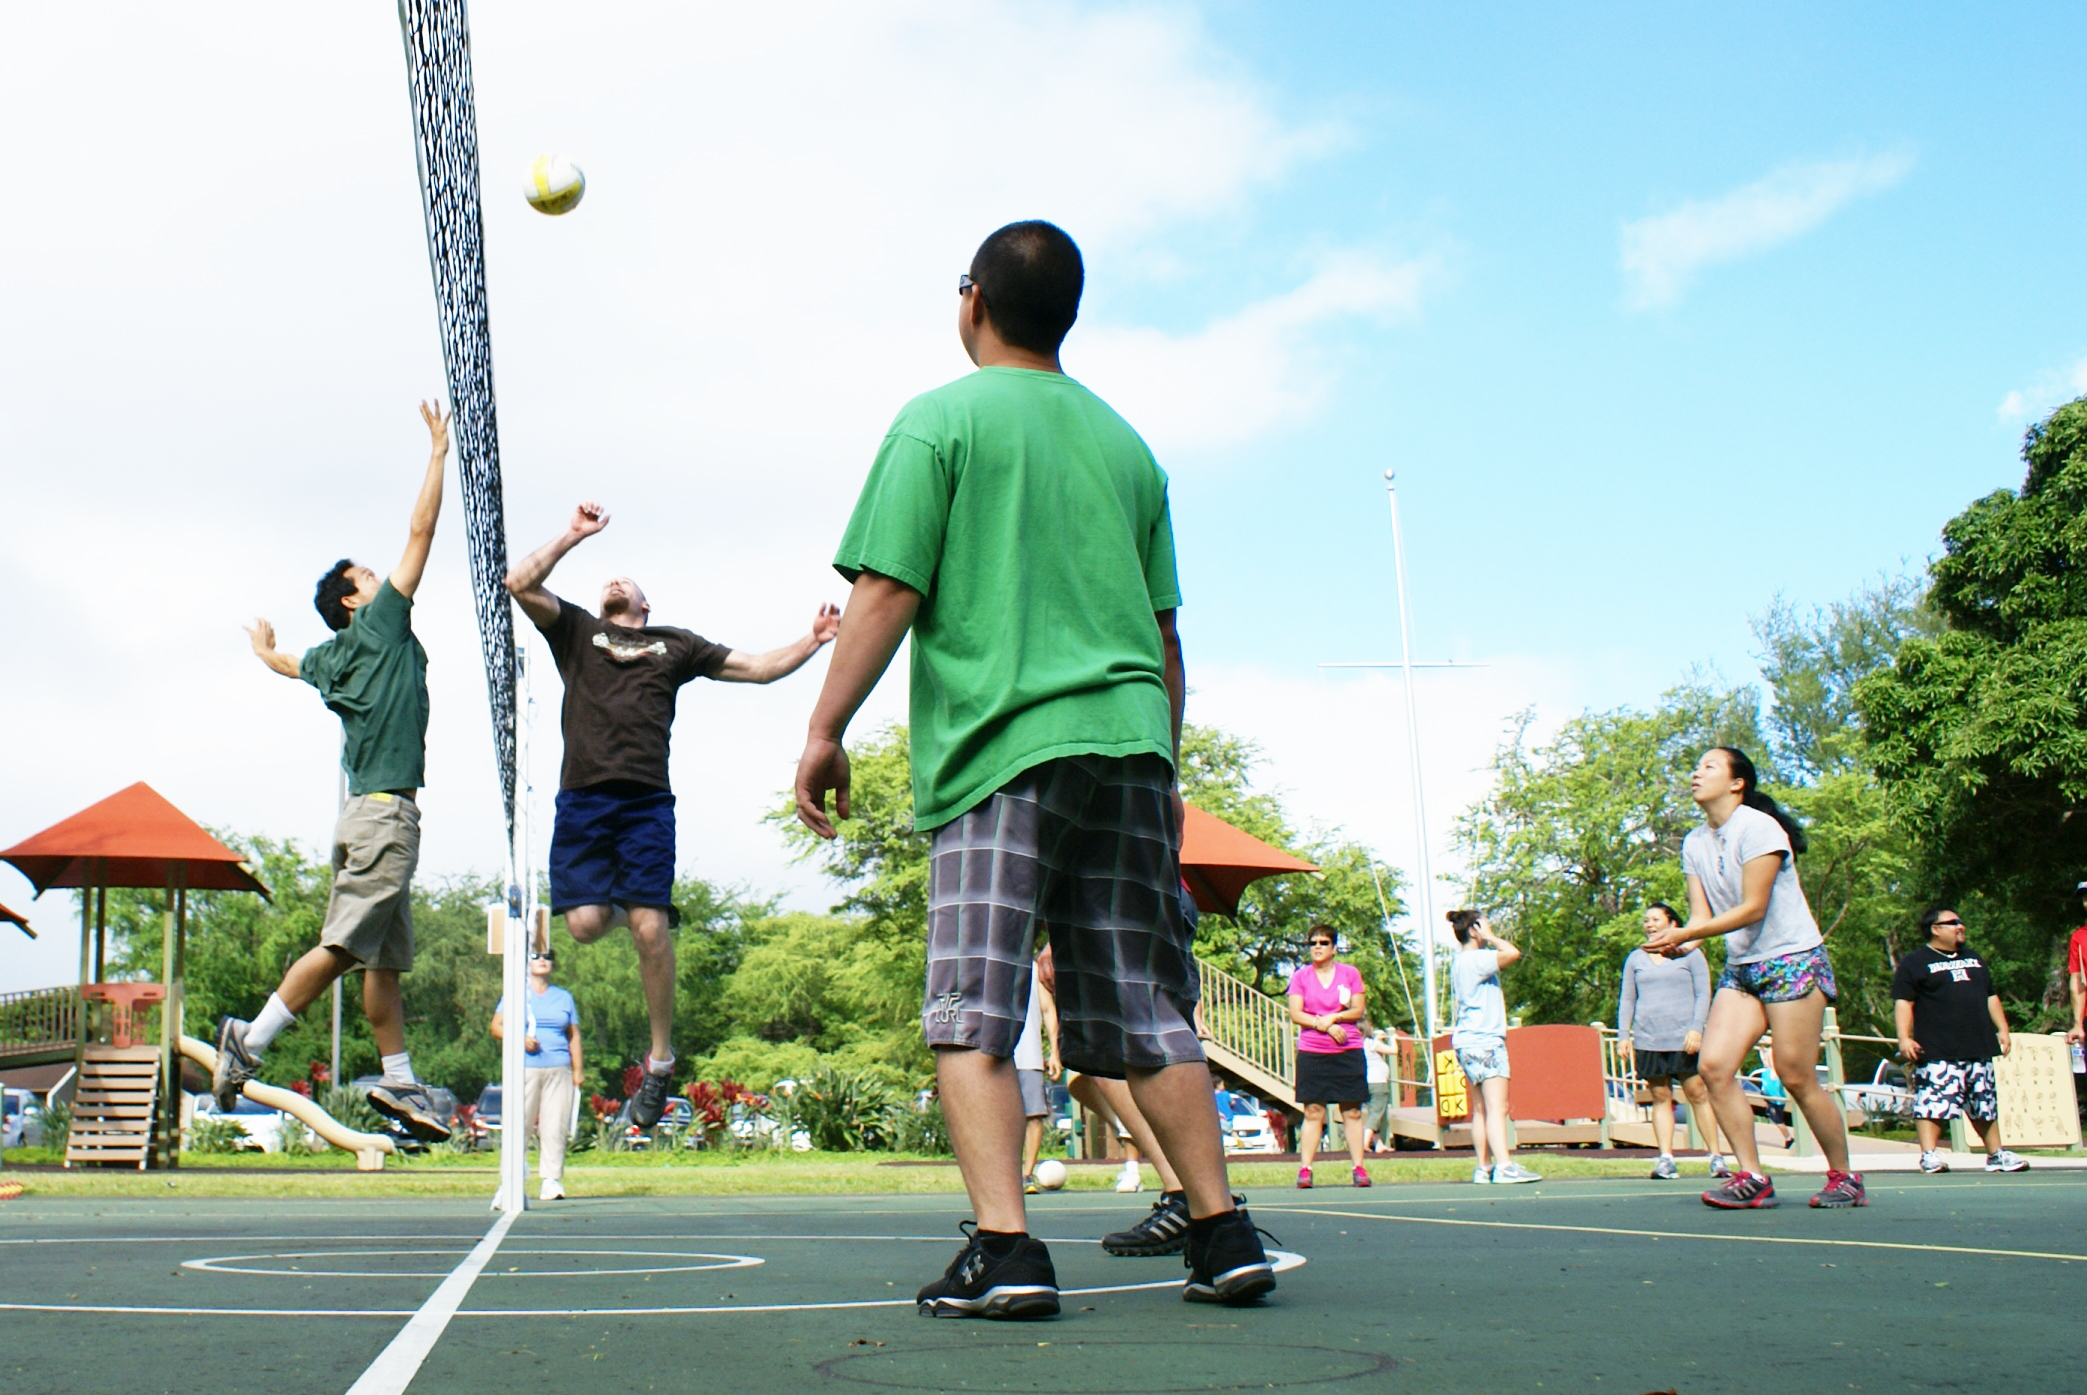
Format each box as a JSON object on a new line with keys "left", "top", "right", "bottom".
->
{"left": 795, "top": 735, "right": 851, "bottom": 839}
{"left": 420, "top": 401, "right": 451, "bottom": 457}
{"left": 570, "top": 501, "right": 610, "bottom": 539}
{"left": 244, "top": 618, "right": 276, "bottom": 655}
{"left": 811, "top": 602, "right": 841, "bottom": 645}
{"left": 1642, "top": 923, "right": 1686, "bottom": 957}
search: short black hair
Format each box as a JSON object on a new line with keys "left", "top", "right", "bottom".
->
{"left": 968, "top": 220, "right": 1083, "bottom": 355}
{"left": 314, "top": 560, "right": 358, "bottom": 632}
{"left": 1916, "top": 906, "right": 1955, "bottom": 935}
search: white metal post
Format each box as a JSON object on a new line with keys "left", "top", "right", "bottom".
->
{"left": 1385, "top": 470, "right": 1439, "bottom": 1045}
{"left": 494, "top": 651, "right": 530, "bottom": 1216}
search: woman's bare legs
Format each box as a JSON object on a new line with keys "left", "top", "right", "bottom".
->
{"left": 1339, "top": 1103, "right": 1366, "bottom": 1169}
{"left": 1698, "top": 988, "right": 1770, "bottom": 1174}
{"left": 1299, "top": 1102, "right": 1327, "bottom": 1170}
{"left": 1679, "top": 1072, "right": 1724, "bottom": 1156}
{"left": 1761, "top": 991, "right": 1849, "bottom": 1172}
{"left": 1648, "top": 1078, "right": 1676, "bottom": 1155}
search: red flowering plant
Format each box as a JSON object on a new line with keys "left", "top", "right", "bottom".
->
{"left": 309, "top": 1062, "right": 332, "bottom": 1087}
{"left": 290, "top": 1079, "right": 313, "bottom": 1099}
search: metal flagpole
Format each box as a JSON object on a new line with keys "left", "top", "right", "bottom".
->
{"left": 1385, "top": 469, "right": 1440, "bottom": 1046}
{"left": 332, "top": 746, "right": 345, "bottom": 1093}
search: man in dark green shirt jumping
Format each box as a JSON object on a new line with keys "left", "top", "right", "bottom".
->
{"left": 215, "top": 401, "right": 453, "bottom": 1142}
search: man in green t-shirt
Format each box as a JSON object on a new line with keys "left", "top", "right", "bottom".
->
{"left": 796, "top": 221, "right": 1272, "bottom": 1318}
{"left": 216, "top": 401, "right": 452, "bottom": 1143}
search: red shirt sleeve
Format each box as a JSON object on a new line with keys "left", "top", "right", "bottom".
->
{"left": 2070, "top": 927, "right": 2087, "bottom": 977}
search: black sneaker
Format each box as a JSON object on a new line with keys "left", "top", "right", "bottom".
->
{"left": 366, "top": 1082, "right": 453, "bottom": 1143}
{"left": 212, "top": 1017, "right": 260, "bottom": 1112}
{"left": 1183, "top": 1206, "right": 1277, "bottom": 1305}
{"left": 1103, "top": 1191, "right": 1192, "bottom": 1256}
{"left": 915, "top": 1224, "right": 1060, "bottom": 1319}
{"left": 629, "top": 1065, "right": 673, "bottom": 1129}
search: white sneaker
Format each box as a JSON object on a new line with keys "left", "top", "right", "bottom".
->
{"left": 539, "top": 1177, "right": 566, "bottom": 1201}
{"left": 1492, "top": 1160, "right": 1543, "bottom": 1185}
{"left": 1114, "top": 1165, "right": 1143, "bottom": 1193}
{"left": 1984, "top": 1149, "right": 2029, "bottom": 1173}
{"left": 1471, "top": 1163, "right": 1494, "bottom": 1184}
{"left": 1918, "top": 1149, "right": 1949, "bottom": 1174}
{"left": 1709, "top": 1153, "right": 1732, "bottom": 1179}
{"left": 1649, "top": 1153, "right": 1679, "bottom": 1180}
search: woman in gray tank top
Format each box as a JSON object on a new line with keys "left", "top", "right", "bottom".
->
{"left": 1643, "top": 746, "right": 1862, "bottom": 1211}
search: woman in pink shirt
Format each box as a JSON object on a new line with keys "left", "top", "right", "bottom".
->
{"left": 1287, "top": 925, "right": 1370, "bottom": 1188}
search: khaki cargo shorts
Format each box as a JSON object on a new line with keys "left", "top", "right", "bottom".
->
{"left": 320, "top": 793, "right": 420, "bottom": 971}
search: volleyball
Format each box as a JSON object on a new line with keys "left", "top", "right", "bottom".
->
{"left": 1034, "top": 1159, "right": 1067, "bottom": 1190}
{"left": 523, "top": 154, "right": 585, "bottom": 215}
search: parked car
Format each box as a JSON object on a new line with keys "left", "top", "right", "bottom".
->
{"left": 3, "top": 1088, "right": 50, "bottom": 1149}
{"left": 471, "top": 1084, "right": 502, "bottom": 1148}
{"left": 188, "top": 1092, "right": 292, "bottom": 1151}
{"left": 1215, "top": 1089, "right": 1282, "bottom": 1154}
{"left": 1850, "top": 1062, "right": 1913, "bottom": 1121}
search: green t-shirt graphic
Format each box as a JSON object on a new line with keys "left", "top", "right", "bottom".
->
{"left": 300, "top": 579, "right": 430, "bottom": 795}
{"left": 834, "top": 367, "right": 1181, "bottom": 829}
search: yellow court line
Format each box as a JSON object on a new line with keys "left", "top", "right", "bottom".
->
{"left": 1263, "top": 1205, "right": 2087, "bottom": 1265}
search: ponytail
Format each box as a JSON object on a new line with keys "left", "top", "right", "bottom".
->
{"left": 1710, "top": 745, "right": 1808, "bottom": 856}
{"left": 1446, "top": 908, "right": 1483, "bottom": 945}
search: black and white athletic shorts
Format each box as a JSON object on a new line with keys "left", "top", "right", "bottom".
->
{"left": 922, "top": 753, "right": 1203, "bottom": 1079}
{"left": 1912, "top": 1058, "right": 1997, "bottom": 1122}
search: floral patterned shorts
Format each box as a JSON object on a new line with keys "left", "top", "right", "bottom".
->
{"left": 1717, "top": 945, "right": 1837, "bottom": 1005}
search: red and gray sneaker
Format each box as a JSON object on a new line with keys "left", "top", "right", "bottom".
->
{"left": 1702, "top": 1170, "right": 1778, "bottom": 1209}
{"left": 1809, "top": 1169, "right": 1868, "bottom": 1208}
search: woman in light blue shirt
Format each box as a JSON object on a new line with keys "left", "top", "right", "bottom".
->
{"left": 492, "top": 948, "right": 583, "bottom": 1201}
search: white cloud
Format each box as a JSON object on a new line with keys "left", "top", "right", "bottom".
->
{"left": 1997, "top": 354, "right": 2087, "bottom": 423}
{"left": 1076, "top": 251, "right": 1438, "bottom": 454}
{"left": 1620, "top": 150, "right": 1914, "bottom": 310}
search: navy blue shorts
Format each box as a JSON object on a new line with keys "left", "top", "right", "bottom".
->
{"left": 550, "top": 783, "right": 676, "bottom": 916}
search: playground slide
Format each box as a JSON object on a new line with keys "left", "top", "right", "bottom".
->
{"left": 177, "top": 1035, "right": 395, "bottom": 1171}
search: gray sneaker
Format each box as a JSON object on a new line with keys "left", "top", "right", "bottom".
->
{"left": 1919, "top": 1149, "right": 1949, "bottom": 1174}
{"left": 367, "top": 1081, "right": 452, "bottom": 1143}
{"left": 212, "top": 1017, "right": 260, "bottom": 1111}
{"left": 1471, "top": 1163, "right": 1494, "bottom": 1184}
{"left": 1709, "top": 1153, "right": 1732, "bottom": 1179}
{"left": 1492, "top": 1160, "right": 1543, "bottom": 1185}
{"left": 1984, "top": 1149, "right": 2029, "bottom": 1173}
{"left": 1649, "top": 1154, "right": 1679, "bottom": 1180}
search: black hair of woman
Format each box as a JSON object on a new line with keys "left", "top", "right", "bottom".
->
{"left": 1645, "top": 902, "right": 1680, "bottom": 926}
{"left": 1446, "top": 908, "right": 1483, "bottom": 944}
{"left": 1709, "top": 746, "right": 1808, "bottom": 855}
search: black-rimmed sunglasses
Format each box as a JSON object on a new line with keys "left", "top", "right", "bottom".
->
{"left": 958, "top": 273, "right": 976, "bottom": 295}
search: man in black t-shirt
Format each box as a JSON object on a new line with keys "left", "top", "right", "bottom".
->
{"left": 507, "top": 502, "right": 839, "bottom": 1125}
{"left": 1891, "top": 906, "right": 2027, "bottom": 1175}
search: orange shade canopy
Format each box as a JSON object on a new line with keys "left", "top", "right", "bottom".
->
{"left": 1178, "top": 803, "right": 1318, "bottom": 916}
{"left": 0, "top": 782, "right": 269, "bottom": 896}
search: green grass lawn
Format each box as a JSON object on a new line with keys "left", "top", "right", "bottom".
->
{"left": 0, "top": 1146, "right": 1704, "bottom": 1199}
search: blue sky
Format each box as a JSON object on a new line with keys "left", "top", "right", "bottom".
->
{"left": 3, "top": 2, "right": 2083, "bottom": 986}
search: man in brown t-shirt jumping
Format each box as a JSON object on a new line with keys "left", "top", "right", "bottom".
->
{"left": 506, "top": 502, "right": 839, "bottom": 1125}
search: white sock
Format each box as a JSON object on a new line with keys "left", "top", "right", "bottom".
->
{"left": 381, "top": 1052, "right": 415, "bottom": 1084}
{"left": 647, "top": 1053, "right": 674, "bottom": 1075}
{"left": 245, "top": 994, "right": 297, "bottom": 1052}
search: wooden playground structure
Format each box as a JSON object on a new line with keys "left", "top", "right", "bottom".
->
{"left": 0, "top": 783, "right": 394, "bottom": 1169}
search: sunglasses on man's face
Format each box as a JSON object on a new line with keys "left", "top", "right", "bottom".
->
{"left": 958, "top": 273, "right": 976, "bottom": 295}
{"left": 1933, "top": 919, "right": 1963, "bottom": 929}
{"left": 1308, "top": 939, "right": 1334, "bottom": 948}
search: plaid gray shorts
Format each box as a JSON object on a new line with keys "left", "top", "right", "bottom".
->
{"left": 923, "top": 753, "right": 1203, "bottom": 1078}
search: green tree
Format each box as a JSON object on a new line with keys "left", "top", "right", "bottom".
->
{"left": 1855, "top": 396, "right": 2087, "bottom": 1020}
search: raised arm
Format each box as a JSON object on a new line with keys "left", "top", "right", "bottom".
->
{"left": 716, "top": 603, "right": 841, "bottom": 683}
{"left": 504, "top": 503, "right": 609, "bottom": 627}
{"left": 390, "top": 402, "right": 450, "bottom": 600}
{"left": 794, "top": 570, "right": 922, "bottom": 838}
{"left": 243, "top": 618, "right": 300, "bottom": 680}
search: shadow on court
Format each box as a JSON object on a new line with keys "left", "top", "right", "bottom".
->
{"left": 1, "top": 1174, "right": 2081, "bottom": 1394}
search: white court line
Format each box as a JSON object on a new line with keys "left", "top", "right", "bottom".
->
{"left": 342, "top": 1209, "right": 516, "bottom": 1395}
{"left": 1265, "top": 1205, "right": 2087, "bottom": 1264}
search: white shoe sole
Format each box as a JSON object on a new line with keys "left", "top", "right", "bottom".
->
{"left": 919, "top": 1285, "right": 1060, "bottom": 1319}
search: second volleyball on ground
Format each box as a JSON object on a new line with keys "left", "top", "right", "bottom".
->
{"left": 1034, "top": 1159, "right": 1067, "bottom": 1190}
{"left": 524, "top": 153, "right": 585, "bottom": 215}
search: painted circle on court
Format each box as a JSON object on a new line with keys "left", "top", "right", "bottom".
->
{"left": 184, "top": 1247, "right": 764, "bottom": 1279}
{"left": 817, "top": 1340, "right": 1393, "bottom": 1392}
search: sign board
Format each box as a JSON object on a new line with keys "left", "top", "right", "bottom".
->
{"left": 1996, "top": 1033, "right": 2083, "bottom": 1149}
{"left": 1434, "top": 1049, "right": 1470, "bottom": 1122}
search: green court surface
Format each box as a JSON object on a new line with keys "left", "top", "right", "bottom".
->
{"left": 1, "top": 1173, "right": 2080, "bottom": 1394}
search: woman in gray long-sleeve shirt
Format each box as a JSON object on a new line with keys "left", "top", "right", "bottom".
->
{"left": 1619, "top": 903, "right": 1726, "bottom": 1179}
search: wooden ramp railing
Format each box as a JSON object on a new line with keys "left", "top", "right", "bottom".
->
{"left": 1196, "top": 958, "right": 1298, "bottom": 1111}
{"left": 0, "top": 985, "right": 85, "bottom": 1068}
